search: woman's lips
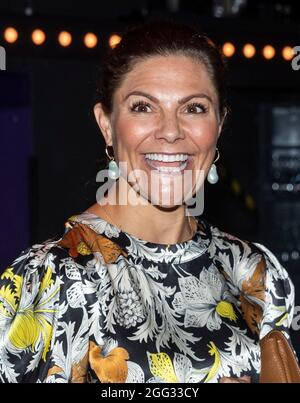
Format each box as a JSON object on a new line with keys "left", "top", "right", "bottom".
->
{"left": 142, "top": 155, "right": 193, "bottom": 175}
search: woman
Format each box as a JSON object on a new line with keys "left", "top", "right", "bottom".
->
{"left": 0, "top": 20, "right": 295, "bottom": 383}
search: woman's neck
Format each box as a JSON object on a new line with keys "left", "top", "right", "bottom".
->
{"left": 87, "top": 179, "right": 197, "bottom": 245}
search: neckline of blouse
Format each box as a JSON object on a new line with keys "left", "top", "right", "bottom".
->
{"left": 67, "top": 211, "right": 212, "bottom": 258}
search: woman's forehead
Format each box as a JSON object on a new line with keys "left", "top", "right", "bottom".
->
{"left": 115, "top": 54, "right": 216, "bottom": 101}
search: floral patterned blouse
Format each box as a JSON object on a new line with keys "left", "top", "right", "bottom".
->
{"left": 0, "top": 211, "right": 295, "bottom": 383}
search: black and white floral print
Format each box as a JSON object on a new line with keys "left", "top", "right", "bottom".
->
{"left": 0, "top": 211, "right": 295, "bottom": 383}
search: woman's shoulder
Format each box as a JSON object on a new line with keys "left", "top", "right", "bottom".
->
{"left": 1, "top": 212, "right": 126, "bottom": 287}
{"left": 204, "top": 220, "right": 295, "bottom": 338}
{"left": 204, "top": 219, "right": 294, "bottom": 299}
{"left": 1, "top": 221, "right": 90, "bottom": 284}
{"left": 207, "top": 220, "right": 294, "bottom": 291}
{"left": 0, "top": 221, "right": 98, "bottom": 383}
{"left": 206, "top": 219, "right": 282, "bottom": 266}
{"left": 2, "top": 237, "right": 67, "bottom": 280}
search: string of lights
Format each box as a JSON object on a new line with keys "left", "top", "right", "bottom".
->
{"left": 1, "top": 26, "right": 295, "bottom": 61}
{"left": 2, "top": 26, "right": 122, "bottom": 50}
{"left": 222, "top": 42, "right": 295, "bottom": 61}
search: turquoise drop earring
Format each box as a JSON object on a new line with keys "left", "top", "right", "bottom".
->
{"left": 207, "top": 148, "right": 220, "bottom": 185}
{"left": 105, "top": 145, "right": 120, "bottom": 180}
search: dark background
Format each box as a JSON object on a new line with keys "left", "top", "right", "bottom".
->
{"left": 0, "top": 0, "right": 299, "bottom": 356}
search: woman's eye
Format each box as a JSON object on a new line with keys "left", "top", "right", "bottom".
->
{"left": 130, "top": 101, "right": 152, "bottom": 113}
{"left": 186, "top": 103, "right": 208, "bottom": 114}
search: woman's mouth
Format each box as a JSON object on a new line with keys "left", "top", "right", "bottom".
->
{"left": 143, "top": 153, "right": 192, "bottom": 175}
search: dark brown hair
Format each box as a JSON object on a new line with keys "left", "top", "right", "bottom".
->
{"left": 96, "top": 19, "right": 228, "bottom": 119}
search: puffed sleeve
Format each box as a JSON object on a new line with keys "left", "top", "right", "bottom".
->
{"left": 0, "top": 241, "right": 63, "bottom": 382}
{"left": 252, "top": 242, "right": 295, "bottom": 341}
{"left": 232, "top": 238, "right": 295, "bottom": 343}
{"left": 0, "top": 237, "right": 92, "bottom": 383}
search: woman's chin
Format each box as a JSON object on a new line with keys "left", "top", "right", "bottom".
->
{"left": 147, "top": 191, "right": 186, "bottom": 208}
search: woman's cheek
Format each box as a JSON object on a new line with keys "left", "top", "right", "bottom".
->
{"left": 115, "top": 116, "right": 157, "bottom": 143}
{"left": 188, "top": 121, "right": 219, "bottom": 148}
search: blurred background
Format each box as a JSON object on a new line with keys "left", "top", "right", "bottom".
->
{"left": 0, "top": 0, "right": 299, "bottom": 356}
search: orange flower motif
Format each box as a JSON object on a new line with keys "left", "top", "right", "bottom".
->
{"left": 70, "top": 352, "right": 89, "bottom": 383}
{"left": 240, "top": 257, "right": 266, "bottom": 334}
{"left": 59, "top": 226, "right": 82, "bottom": 258}
{"left": 59, "top": 223, "right": 127, "bottom": 263}
{"left": 89, "top": 341, "right": 129, "bottom": 383}
{"left": 46, "top": 353, "right": 89, "bottom": 383}
{"left": 47, "top": 365, "right": 64, "bottom": 379}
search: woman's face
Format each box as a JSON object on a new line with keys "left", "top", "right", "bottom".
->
{"left": 95, "top": 54, "right": 224, "bottom": 208}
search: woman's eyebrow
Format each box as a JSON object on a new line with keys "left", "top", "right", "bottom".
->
{"left": 123, "top": 91, "right": 159, "bottom": 103}
{"left": 178, "top": 93, "right": 213, "bottom": 104}
{"left": 123, "top": 91, "right": 213, "bottom": 104}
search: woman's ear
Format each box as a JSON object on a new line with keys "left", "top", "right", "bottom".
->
{"left": 94, "top": 103, "right": 113, "bottom": 146}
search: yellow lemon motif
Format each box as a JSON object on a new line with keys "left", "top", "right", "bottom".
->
{"left": 147, "top": 352, "right": 179, "bottom": 383}
{"left": 216, "top": 301, "right": 237, "bottom": 322}
{"left": 0, "top": 266, "right": 59, "bottom": 361}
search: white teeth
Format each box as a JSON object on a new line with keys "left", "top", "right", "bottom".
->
{"left": 156, "top": 161, "right": 188, "bottom": 172}
{"left": 145, "top": 153, "right": 188, "bottom": 162}
{"left": 145, "top": 159, "right": 188, "bottom": 173}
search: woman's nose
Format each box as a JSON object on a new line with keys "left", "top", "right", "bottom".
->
{"left": 154, "top": 113, "right": 185, "bottom": 143}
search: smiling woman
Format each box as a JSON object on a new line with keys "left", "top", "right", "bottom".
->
{"left": 0, "top": 20, "right": 296, "bottom": 384}
{"left": 93, "top": 52, "right": 223, "bottom": 225}
{"left": 90, "top": 21, "right": 227, "bottom": 243}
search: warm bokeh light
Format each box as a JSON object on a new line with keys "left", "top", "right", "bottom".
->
{"left": 263, "top": 45, "right": 276, "bottom": 60}
{"left": 109, "top": 34, "right": 122, "bottom": 49}
{"left": 84, "top": 33, "right": 98, "bottom": 48}
{"left": 243, "top": 44, "right": 256, "bottom": 58}
{"left": 32, "top": 29, "right": 46, "bottom": 46}
{"left": 4, "top": 27, "right": 18, "bottom": 44}
{"left": 245, "top": 194, "right": 256, "bottom": 211}
{"left": 231, "top": 179, "right": 241, "bottom": 195}
{"left": 282, "top": 46, "right": 294, "bottom": 61}
{"left": 222, "top": 42, "right": 235, "bottom": 58}
{"left": 58, "top": 31, "right": 72, "bottom": 47}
